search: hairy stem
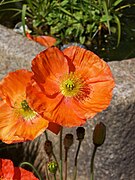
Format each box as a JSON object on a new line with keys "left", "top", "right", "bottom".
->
{"left": 60, "top": 127, "right": 63, "bottom": 180}
{"left": 73, "top": 140, "right": 82, "bottom": 180}
{"left": 90, "top": 145, "right": 97, "bottom": 180}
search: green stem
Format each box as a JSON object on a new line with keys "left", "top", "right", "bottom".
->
{"left": 116, "top": 4, "right": 135, "bottom": 11}
{"left": 64, "top": 148, "right": 68, "bottom": 180}
{"left": 73, "top": 140, "right": 82, "bottom": 180}
{"left": 19, "top": 162, "right": 42, "bottom": 180}
{"left": 44, "top": 130, "right": 49, "bottom": 140}
{"left": 60, "top": 127, "right": 63, "bottom": 180}
{"left": 90, "top": 145, "right": 97, "bottom": 180}
{"left": 52, "top": 151, "right": 60, "bottom": 172}
{"left": 22, "top": 4, "right": 27, "bottom": 36}
{"left": 45, "top": 161, "right": 50, "bottom": 180}
{"left": 54, "top": 173, "right": 57, "bottom": 180}
{"left": 44, "top": 130, "right": 59, "bottom": 171}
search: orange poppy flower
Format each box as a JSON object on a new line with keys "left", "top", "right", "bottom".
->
{"left": 26, "top": 32, "right": 56, "bottom": 47}
{"left": 0, "top": 69, "right": 60, "bottom": 144}
{"left": 0, "top": 158, "right": 38, "bottom": 180}
{"left": 27, "top": 46, "right": 115, "bottom": 127}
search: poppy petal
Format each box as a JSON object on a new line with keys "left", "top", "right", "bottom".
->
{"left": 31, "top": 47, "right": 69, "bottom": 96}
{"left": 27, "top": 83, "right": 86, "bottom": 127}
{"left": 0, "top": 70, "right": 50, "bottom": 144}
{"left": 63, "top": 46, "right": 115, "bottom": 118}
{"left": 48, "top": 122, "right": 61, "bottom": 135}
{"left": 14, "top": 116, "right": 48, "bottom": 141}
{"left": 26, "top": 32, "right": 56, "bottom": 47}
{"left": 0, "top": 100, "right": 49, "bottom": 144}
{"left": 26, "top": 82, "right": 61, "bottom": 134}
{"left": 63, "top": 46, "right": 110, "bottom": 79}
{"left": 0, "top": 70, "right": 32, "bottom": 106}
{"left": 0, "top": 101, "right": 18, "bottom": 143}
{"left": 71, "top": 80, "right": 114, "bottom": 120}
{"left": 0, "top": 158, "right": 14, "bottom": 179}
{"left": 0, "top": 158, "right": 38, "bottom": 180}
{"left": 13, "top": 167, "right": 38, "bottom": 180}
{"left": 28, "top": 46, "right": 115, "bottom": 127}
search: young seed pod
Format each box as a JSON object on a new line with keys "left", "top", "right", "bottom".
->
{"left": 76, "top": 127, "right": 85, "bottom": 141}
{"left": 93, "top": 122, "right": 106, "bottom": 147}
{"left": 44, "top": 140, "right": 53, "bottom": 158}
{"left": 64, "top": 133, "right": 74, "bottom": 149}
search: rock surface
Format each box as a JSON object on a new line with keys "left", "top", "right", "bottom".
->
{"left": 0, "top": 25, "right": 135, "bottom": 180}
{"left": 0, "top": 25, "right": 44, "bottom": 79}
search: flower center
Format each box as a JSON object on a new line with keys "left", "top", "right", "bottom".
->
{"left": 19, "top": 100, "right": 37, "bottom": 121}
{"left": 65, "top": 79, "right": 75, "bottom": 91}
{"left": 60, "top": 73, "right": 82, "bottom": 97}
{"left": 21, "top": 100, "right": 31, "bottom": 111}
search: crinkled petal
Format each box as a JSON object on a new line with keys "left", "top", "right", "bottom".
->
{"left": 13, "top": 116, "right": 48, "bottom": 142}
{"left": 63, "top": 46, "right": 115, "bottom": 119}
{"left": 71, "top": 80, "right": 114, "bottom": 119}
{"left": 27, "top": 82, "right": 61, "bottom": 133}
{"left": 13, "top": 167, "right": 39, "bottom": 180}
{"left": 0, "top": 101, "right": 19, "bottom": 143}
{"left": 31, "top": 47, "right": 69, "bottom": 96}
{"left": 27, "top": 83, "right": 85, "bottom": 127}
{"left": 0, "top": 70, "right": 32, "bottom": 106}
{"left": 0, "top": 158, "right": 14, "bottom": 179}
{"left": 48, "top": 122, "right": 61, "bottom": 134}
{"left": 63, "top": 46, "right": 111, "bottom": 79}
{"left": 0, "top": 98, "right": 48, "bottom": 144}
{"left": 0, "top": 158, "right": 38, "bottom": 179}
{"left": 28, "top": 46, "right": 115, "bottom": 127}
{"left": 26, "top": 32, "right": 56, "bottom": 47}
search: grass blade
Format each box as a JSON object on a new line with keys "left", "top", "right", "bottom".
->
{"left": 114, "top": 14, "right": 121, "bottom": 46}
{"left": 0, "top": 0, "right": 22, "bottom": 6}
{"left": 102, "top": 0, "right": 111, "bottom": 34}
{"left": 113, "top": 0, "right": 123, "bottom": 7}
{"left": 22, "top": 4, "right": 27, "bottom": 36}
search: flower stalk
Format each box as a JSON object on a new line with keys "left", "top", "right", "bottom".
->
{"left": 45, "top": 162, "right": 50, "bottom": 180}
{"left": 64, "top": 133, "right": 74, "bottom": 180}
{"left": 73, "top": 139, "right": 82, "bottom": 180}
{"left": 90, "top": 145, "right": 97, "bottom": 180}
{"left": 60, "top": 127, "right": 63, "bottom": 180}
{"left": 54, "top": 174, "right": 57, "bottom": 180}
{"left": 90, "top": 122, "right": 106, "bottom": 180}
{"left": 73, "top": 127, "right": 85, "bottom": 180}
{"left": 19, "top": 162, "right": 42, "bottom": 180}
{"left": 64, "top": 148, "right": 68, "bottom": 180}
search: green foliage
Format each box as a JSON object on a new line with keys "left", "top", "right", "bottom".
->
{"left": 0, "top": 0, "right": 22, "bottom": 27}
{"left": 0, "top": 0, "right": 135, "bottom": 46}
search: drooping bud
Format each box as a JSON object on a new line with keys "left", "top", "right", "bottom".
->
{"left": 64, "top": 133, "right": 74, "bottom": 149}
{"left": 76, "top": 127, "right": 85, "bottom": 141}
{"left": 93, "top": 122, "right": 106, "bottom": 147}
{"left": 44, "top": 140, "right": 53, "bottom": 158}
{"left": 48, "top": 161, "right": 58, "bottom": 174}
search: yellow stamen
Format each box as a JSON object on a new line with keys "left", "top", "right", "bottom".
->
{"left": 21, "top": 100, "right": 31, "bottom": 111}
{"left": 20, "top": 100, "right": 37, "bottom": 120}
{"left": 14, "top": 99, "right": 37, "bottom": 121}
{"left": 60, "top": 73, "right": 82, "bottom": 97}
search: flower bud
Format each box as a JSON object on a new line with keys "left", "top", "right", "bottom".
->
{"left": 44, "top": 140, "right": 53, "bottom": 157}
{"left": 48, "top": 161, "right": 58, "bottom": 174}
{"left": 76, "top": 127, "right": 85, "bottom": 141}
{"left": 64, "top": 134, "right": 73, "bottom": 149}
{"left": 93, "top": 122, "right": 106, "bottom": 147}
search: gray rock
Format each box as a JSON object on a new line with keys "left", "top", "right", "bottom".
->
{"left": 0, "top": 25, "right": 135, "bottom": 180}
{"left": 0, "top": 24, "right": 44, "bottom": 79}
